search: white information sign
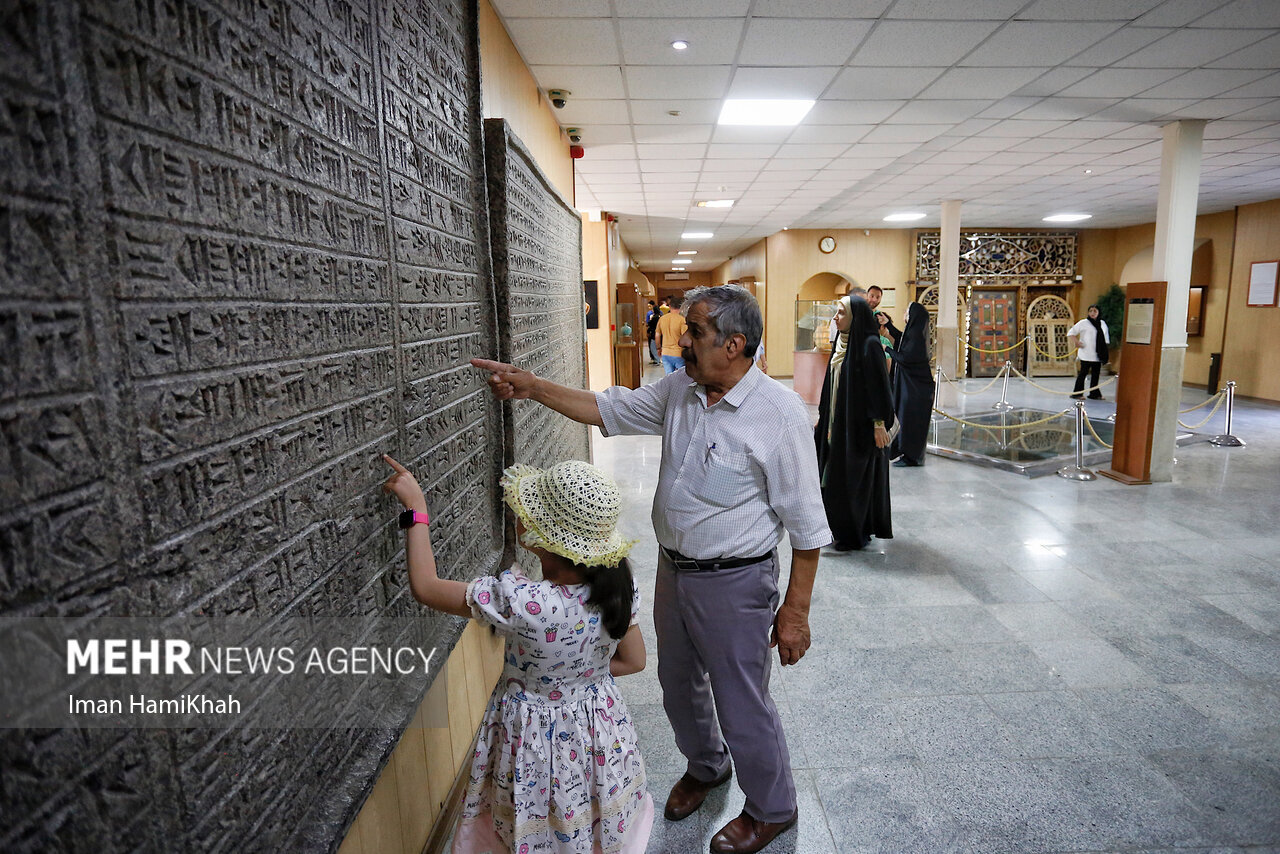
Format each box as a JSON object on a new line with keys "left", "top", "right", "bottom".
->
{"left": 1248, "top": 260, "right": 1278, "bottom": 306}
{"left": 1127, "top": 302, "right": 1154, "bottom": 345}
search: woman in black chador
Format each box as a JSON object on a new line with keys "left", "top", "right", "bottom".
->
{"left": 815, "top": 296, "right": 894, "bottom": 550}
{"left": 888, "top": 302, "right": 936, "bottom": 467}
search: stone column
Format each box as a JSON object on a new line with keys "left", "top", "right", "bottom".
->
{"left": 936, "top": 199, "right": 963, "bottom": 406}
{"left": 1149, "top": 120, "right": 1205, "bottom": 481}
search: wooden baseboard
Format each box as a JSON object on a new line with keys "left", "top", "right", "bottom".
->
{"left": 421, "top": 729, "right": 481, "bottom": 854}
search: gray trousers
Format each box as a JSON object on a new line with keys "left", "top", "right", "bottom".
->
{"left": 654, "top": 550, "right": 797, "bottom": 823}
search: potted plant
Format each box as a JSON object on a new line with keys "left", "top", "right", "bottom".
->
{"left": 1095, "top": 283, "right": 1125, "bottom": 373}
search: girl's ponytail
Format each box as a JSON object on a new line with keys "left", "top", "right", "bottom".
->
{"left": 578, "top": 558, "right": 635, "bottom": 640}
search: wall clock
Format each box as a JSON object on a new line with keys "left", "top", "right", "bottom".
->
{"left": 819, "top": 235, "right": 836, "bottom": 253}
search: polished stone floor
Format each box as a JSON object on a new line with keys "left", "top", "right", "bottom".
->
{"left": 591, "top": 363, "right": 1280, "bottom": 854}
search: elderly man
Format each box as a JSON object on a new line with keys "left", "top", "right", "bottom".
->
{"left": 473, "top": 285, "right": 830, "bottom": 854}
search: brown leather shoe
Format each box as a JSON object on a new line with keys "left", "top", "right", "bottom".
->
{"left": 663, "top": 764, "right": 733, "bottom": 821}
{"left": 709, "top": 808, "right": 799, "bottom": 854}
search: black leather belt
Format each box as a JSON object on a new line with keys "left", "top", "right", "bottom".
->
{"left": 661, "top": 546, "right": 772, "bottom": 572}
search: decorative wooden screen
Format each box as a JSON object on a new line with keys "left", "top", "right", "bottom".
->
{"left": 917, "top": 232, "right": 1079, "bottom": 280}
{"left": 1026, "top": 295, "right": 1076, "bottom": 377}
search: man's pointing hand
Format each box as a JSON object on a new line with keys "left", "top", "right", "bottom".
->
{"left": 472, "top": 358, "right": 538, "bottom": 400}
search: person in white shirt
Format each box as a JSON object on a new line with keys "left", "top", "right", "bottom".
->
{"left": 1068, "top": 304, "right": 1110, "bottom": 400}
{"left": 472, "top": 284, "right": 830, "bottom": 854}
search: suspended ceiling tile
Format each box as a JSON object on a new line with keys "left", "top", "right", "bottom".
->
{"left": 754, "top": 0, "right": 892, "bottom": 16}
{"left": 886, "top": 0, "right": 1028, "bottom": 18}
{"left": 727, "top": 66, "right": 842, "bottom": 99}
{"left": 577, "top": 125, "right": 636, "bottom": 144}
{"left": 528, "top": 65, "right": 626, "bottom": 98}
{"left": 1141, "top": 68, "right": 1273, "bottom": 99}
{"left": 613, "top": 0, "right": 750, "bottom": 15}
{"left": 625, "top": 65, "right": 732, "bottom": 98}
{"left": 617, "top": 18, "right": 746, "bottom": 65}
{"left": 1012, "top": 67, "right": 1097, "bottom": 97}
{"left": 1207, "top": 32, "right": 1280, "bottom": 68}
{"left": 504, "top": 19, "right": 620, "bottom": 64}
{"left": 579, "top": 144, "right": 638, "bottom": 160}
{"left": 554, "top": 99, "right": 631, "bottom": 124}
{"left": 492, "top": 0, "right": 611, "bottom": 17}
{"left": 739, "top": 18, "right": 874, "bottom": 65}
{"left": 852, "top": 20, "right": 1003, "bottom": 65}
{"left": 775, "top": 143, "right": 852, "bottom": 158}
{"left": 919, "top": 67, "right": 1045, "bottom": 100}
{"left": 632, "top": 123, "right": 715, "bottom": 144}
{"left": 1017, "top": 0, "right": 1165, "bottom": 21}
{"left": 891, "top": 99, "right": 996, "bottom": 123}
{"left": 710, "top": 126, "right": 796, "bottom": 143}
{"left": 1058, "top": 68, "right": 1186, "bottom": 98}
{"left": 1115, "top": 28, "right": 1266, "bottom": 67}
{"left": 1222, "top": 71, "right": 1280, "bottom": 98}
{"left": 978, "top": 97, "right": 1044, "bottom": 119}
{"left": 967, "top": 22, "right": 1119, "bottom": 66}
{"left": 630, "top": 100, "right": 723, "bottom": 124}
{"left": 1087, "top": 98, "right": 1200, "bottom": 120}
{"left": 861, "top": 124, "right": 947, "bottom": 143}
{"left": 707, "top": 143, "right": 782, "bottom": 158}
{"left": 786, "top": 124, "right": 873, "bottom": 144}
{"left": 1012, "top": 98, "right": 1121, "bottom": 120}
{"left": 1194, "top": 0, "right": 1280, "bottom": 27}
{"left": 981, "top": 118, "right": 1071, "bottom": 136}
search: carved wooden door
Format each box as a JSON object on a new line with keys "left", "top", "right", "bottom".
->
{"left": 968, "top": 291, "right": 1018, "bottom": 377}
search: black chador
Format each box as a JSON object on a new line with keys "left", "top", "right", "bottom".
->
{"left": 815, "top": 296, "right": 894, "bottom": 550}
{"left": 888, "top": 302, "right": 936, "bottom": 467}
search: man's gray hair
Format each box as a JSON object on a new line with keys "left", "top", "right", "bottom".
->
{"left": 682, "top": 284, "right": 763, "bottom": 359}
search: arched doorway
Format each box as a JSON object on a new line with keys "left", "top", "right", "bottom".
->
{"left": 793, "top": 271, "right": 854, "bottom": 404}
{"left": 1026, "top": 295, "right": 1074, "bottom": 376}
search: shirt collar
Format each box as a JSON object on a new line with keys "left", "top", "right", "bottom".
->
{"left": 690, "top": 362, "right": 762, "bottom": 409}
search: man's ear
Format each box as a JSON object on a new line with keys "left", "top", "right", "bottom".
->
{"left": 727, "top": 333, "right": 746, "bottom": 356}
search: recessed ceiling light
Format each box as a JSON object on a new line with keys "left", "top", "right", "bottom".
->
{"left": 678, "top": 250, "right": 697, "bottom": 255}
{"left": 883, "top": 212, "right": 926, "bottom": 222}
{"left": 718, "top": 99, "right": 815, "bottom": 127}
{"left": 671, "top": 259, "right": 691, "bottom": 264}
{"left": 1043, "top": 213, "right": 1092, "bottom": 222}
{"left": 696, "top": 199, "right": 734, "bottom": 208}
{"left": 671, "top": 40, "right": 689, "bottom": 50}
{"left": 682, "top": 232, "right": 713, "bottom": 239}
{"left": 1083, "top": 169, "right": 1093, "bottom": 174}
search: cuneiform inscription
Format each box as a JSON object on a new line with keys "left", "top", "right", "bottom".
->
{"left": 0, "top": 488, "right": 120, "bottom": 601}
{"left": 0, "top": 303, "right": 91, "bottom": 399}
{"left": 89, "top": 28, "right": 383, "bottom": 206}
{"left": 1, "top": 396, "right": 105, "bottom": 504}
{"left": 404, "top": 364, "right": 487, "bottom": 419}
{"left": 397, "top": 267, "right": 483, "bottom": 302}
{"left": 141, "top": 392, "right": 394, "bottom": 540}
{"left": 86, "top": 0, "right": 377, "bottom": 114}
{"left": 0, "top": 94, "right": 71, "bottom": 198}
{"left": 403, "top": 386, "right": 488, "bottom": 441}
{"left": 134, "top": 349, "right": 395, "bottom": 461}
{"left": 401, "top": 331, "right": 487, "bottom": 379}
{"left": 115, "top": 222, "right": 390, "bottom": 301}
{"left": 389, "top": 174, "right": 476, "bottom": 234}
{"left": 0, "top": 201, "right": 82, "bottom": 300}
{"left": 122, "top": 303, "right": 393, "bottom": 377}
{"left": 394, "top": 217, "right": 479, "bottom": 272}
{"left": 103, "top": 127, "right": 388, "bottom": 256}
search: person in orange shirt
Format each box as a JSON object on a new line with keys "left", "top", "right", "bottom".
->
{"left": 655, "top": 295, "right": 688, "bottom": 374}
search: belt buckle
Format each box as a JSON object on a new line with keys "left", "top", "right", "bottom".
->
{"left": 664, "top": 548, "right": 701, "bottom": 572}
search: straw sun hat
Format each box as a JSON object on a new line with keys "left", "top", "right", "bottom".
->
{"left": 500, "top": 461, "right": 634, "bottom": 567}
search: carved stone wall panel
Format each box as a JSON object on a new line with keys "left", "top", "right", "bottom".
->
{"left": 1, "top": 0, "right": 503, "bottom": 851}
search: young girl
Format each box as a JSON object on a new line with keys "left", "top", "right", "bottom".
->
{"left": 381, "top": 455, "right": 653, "bottom": 854}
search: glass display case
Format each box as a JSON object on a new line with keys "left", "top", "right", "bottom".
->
{"left": 614, "top": 300, "right": 637, "bottom": 345}
{"left": 795, "top": 299, "right": 839, "bottom": 353}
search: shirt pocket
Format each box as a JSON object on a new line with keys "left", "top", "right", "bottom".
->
{"left": 701, "top": 450, "right": 753, "bottom": 507}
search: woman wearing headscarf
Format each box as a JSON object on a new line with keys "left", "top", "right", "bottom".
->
{"left": 887, "top": 302, "right": 935, "bottom": 468}
{"left": 1068, "top": 304, "right": 1110, "bottom": 400}
{"left": 814, "top": 296, "right": 894, "bottom": 551}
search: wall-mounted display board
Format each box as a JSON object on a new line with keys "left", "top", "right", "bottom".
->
{"left": 1102, "top": 283, "right": 1167, "bottom": 485}
{"left": 0, "top": 0, "right": 515, "bottom": 851}
{"left": 1247, "top": 260, "right": 1279, "bottom": 306}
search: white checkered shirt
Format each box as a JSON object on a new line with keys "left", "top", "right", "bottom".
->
{"left": 596, "top": 366, "right": 832, "bottom": 560}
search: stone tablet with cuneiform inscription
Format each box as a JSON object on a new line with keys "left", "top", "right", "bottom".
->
{"left": 0, "top": 0, "right": 506, "bottom": 850}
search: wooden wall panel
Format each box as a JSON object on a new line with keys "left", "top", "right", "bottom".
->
{"left": 1222, "top": 199, "right": 1280, "bottom": 401}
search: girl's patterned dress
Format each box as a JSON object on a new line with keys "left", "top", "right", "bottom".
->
{"left": 451, "top": 569, "right": 653, "bottom": 854}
